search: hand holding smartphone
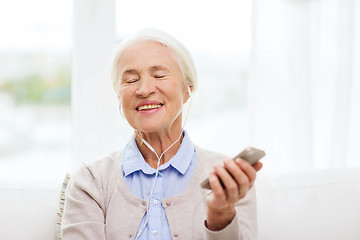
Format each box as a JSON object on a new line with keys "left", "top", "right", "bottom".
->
{"left": 200, "top": 147, "right": 265, "bottom": 190}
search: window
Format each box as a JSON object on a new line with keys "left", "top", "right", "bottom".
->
{"left": 0, "top": 0, "right": 72, "bottom": 180}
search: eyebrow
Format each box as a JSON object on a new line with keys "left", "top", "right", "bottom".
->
{"left": 122, "top": 69, "right": 138, "bottom": 75}
{"left": 149, "top": 65, "right": 169, "bottom": 72}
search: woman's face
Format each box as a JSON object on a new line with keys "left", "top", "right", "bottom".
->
{"left": 117, "top": 41, "right": 190, "bottom": 134}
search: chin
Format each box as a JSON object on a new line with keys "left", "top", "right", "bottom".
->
{"left": 131, "top": 115, "right": 181, "bottom": 134}
{"left": 133, "top": 122, "right": 166, "bottom": 133}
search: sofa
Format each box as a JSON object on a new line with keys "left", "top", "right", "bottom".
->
{"left": 1, "top": 168, "right": 359, "bottom": 240}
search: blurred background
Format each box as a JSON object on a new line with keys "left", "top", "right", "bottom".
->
{"left": 0, "top": 0, "right": 72, "bottom": 180}
{"left": 0, "top": 0, "right": 359, "bottom": 182}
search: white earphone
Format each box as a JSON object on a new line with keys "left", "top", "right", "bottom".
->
{"left": 118, "top": 104, "right": 125, "bottom": 118}
{"left": 134, "top": 85, "right": 193, "bottom": 239}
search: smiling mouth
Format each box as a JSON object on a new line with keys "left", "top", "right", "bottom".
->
{"left": 137, "top": 104, "right": 163, "bottom": 111}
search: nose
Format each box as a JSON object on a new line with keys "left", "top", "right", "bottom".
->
{"left": 135, "top": 76, "right": 156, "bottom": 97}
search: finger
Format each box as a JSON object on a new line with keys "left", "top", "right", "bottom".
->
{"left": 235, "top": 158, "right": 257, "bottom": 189}
{"left": 253, "top": 161, "right": 263, "bottom": 172}
{"left": 208, "top": 170, "right": 226, "bottom": 201}
{"left": 224, "top": 158, "right": 250, "bottom": 200}
{"left": 226, "top": 161, "right": 251, "bottom": 201}
{"left": 215, "top": 161, "right": 240, "bottom": 202}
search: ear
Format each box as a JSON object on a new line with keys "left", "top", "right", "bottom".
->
{"left": 183, "top": 85, "right": 192, "bottom": 104}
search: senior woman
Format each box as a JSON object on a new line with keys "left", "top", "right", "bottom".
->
{"left": 62, "top": 29, "right": 262, "bottom": 240}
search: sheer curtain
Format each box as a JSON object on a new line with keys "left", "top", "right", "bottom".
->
{"left": 250, "top": 0, "right": 360, "bottom": 172}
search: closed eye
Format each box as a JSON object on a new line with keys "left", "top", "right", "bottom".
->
{"left": 122, "top": 70, "right": 140, "bottom": 84}
{"left": 126, "top": 78, "right": 139, "bottom": 83}
{"left": 153, "top": 75, "right": 166, "bottom": 79}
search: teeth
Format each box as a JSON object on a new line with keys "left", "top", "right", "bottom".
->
{"left": 138, "top": 104, "right": 162, "bottom": 111}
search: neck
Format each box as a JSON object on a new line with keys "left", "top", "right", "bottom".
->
{"left": 135, "top": 129, "right": 184, "bottom": 168}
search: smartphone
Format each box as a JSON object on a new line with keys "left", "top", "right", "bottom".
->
{"left": 200, "top": 147, "right": 265, "bottom": 190}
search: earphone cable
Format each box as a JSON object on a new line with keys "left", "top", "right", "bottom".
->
{"left": 134, "top": 89, "right": 192, "bottom": 239}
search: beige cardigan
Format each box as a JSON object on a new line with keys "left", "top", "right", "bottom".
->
{"left": 62, "top": 146, "right": 257, "bottom": 240}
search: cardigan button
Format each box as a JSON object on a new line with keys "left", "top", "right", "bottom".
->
{"left": 166, "top": 201, "right": 171, "bottom": 206}
{"left": 173, "top": 233, "right": 179, "bottom": 237}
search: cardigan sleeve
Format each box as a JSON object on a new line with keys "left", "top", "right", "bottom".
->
{"left": 205, "top": 186, "right": 258, "bottom": 240}
{"left": 61, "top": 163, "right": 106, "bottom": 240}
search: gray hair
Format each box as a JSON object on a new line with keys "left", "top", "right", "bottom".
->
{"left": 111, "top": 29, "right": 197, "bottom": 94}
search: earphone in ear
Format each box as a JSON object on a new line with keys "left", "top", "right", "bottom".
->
{"left": 119, "top": 103, "right": 125, "bottom": 118}
{"left": 187, "top": 86, "right": 192, "bottom": 97}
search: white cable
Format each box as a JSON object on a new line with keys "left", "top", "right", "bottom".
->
{"left": 134, "top": 129, "right": 182, "bottom": 239}
{"left": 134, "top": 90, "right": 192, "bottom": 239}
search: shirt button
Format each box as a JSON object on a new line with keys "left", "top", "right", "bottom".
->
{"left": 152, "top": 230, "right": 158, "bottom": 235}
{"left": 153, "top": 199, "right": 158, "bottom": 205}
